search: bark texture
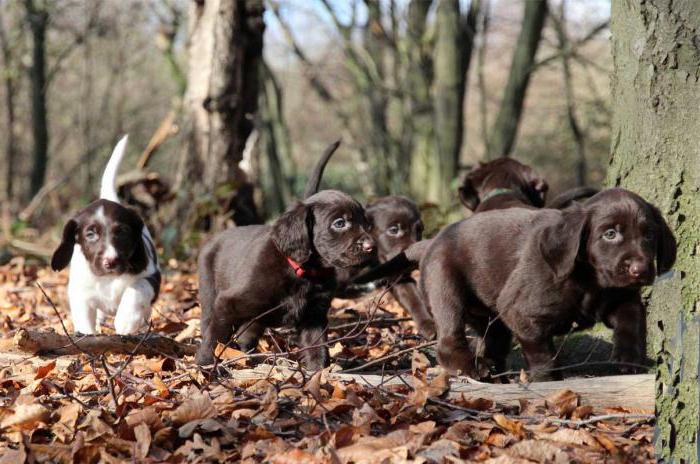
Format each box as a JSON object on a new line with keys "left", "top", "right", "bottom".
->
{"left": 486, "top": 0, "right": 547, "bottom": 159}
{"left": 175, "top": 0, "right": 264, "bottom": 227}
{"left": 608, "top": 1, "right": 700, "bottom": 461}
{"left": 431, "top": 0, "right": 475, "bottom": 203}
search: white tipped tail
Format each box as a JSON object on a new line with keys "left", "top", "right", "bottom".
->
{"left": 100, "top": 135, "right": 129, "bottom": 202}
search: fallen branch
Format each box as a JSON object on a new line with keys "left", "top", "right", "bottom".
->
{"left": 13, "top": 328, "right": 197, "bottom": 358}
{"left": 227, "top": 365, "right": 654, "bottom": 410}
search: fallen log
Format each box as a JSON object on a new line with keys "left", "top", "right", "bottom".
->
{"left": 228, "top": 365, "right": 654, "bottom": 410}
{"left": 13, "top": 329, "right": 197, "bottom": 358}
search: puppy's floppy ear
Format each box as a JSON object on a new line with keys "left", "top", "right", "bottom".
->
{"left": 539, "top": 205, "right": 587, "bottom": 280}
{"left": 458, "top": 178, "right": 479, "bottom": 211}
{"left": 271, "top": 203, "right": 313, "bottom": 264}
{"left": 650, "top": 204, "right": 677, "bottom": 274}
{"left": 51, "top": 218, "right": 78, "bottom": 271}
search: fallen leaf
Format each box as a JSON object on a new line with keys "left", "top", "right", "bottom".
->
{"left": 134, "top": 423, "right": 151, "bottom": 459}
{"left": 33, "top": 361, "right": 56, "bottom": 380}
{"left": 545, "top": 389, "right": 580, "bottom": 418}
{"left": 214, "top": 343, "right": 247, "bottom": 366}
{"left": 571, "top": 405, "right": 594, "bottom": 420}
{"left": 493, "top": 414, "right": 525, "bottom": 439}
{"left": 125, "top": 406, "right": 164, "bottom": 432}
{"left": 1, "top": 402, "right": 49, "bottom": 431}
{"left": 170, "top": 394, "right": 217, "bottom": 425}
{"left": 507, "top": 439, "right": 569, "bottom": 464}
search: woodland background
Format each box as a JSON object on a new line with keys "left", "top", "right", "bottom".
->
{"left": 0, "top": 0, "right": 611, "bottom": 259}
{"left": 1, "top": 0, "right": 699, "bottom": 462}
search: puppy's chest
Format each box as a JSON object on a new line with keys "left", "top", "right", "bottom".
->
{"left": 69, "top": 249, "right": 142, "bottom": 313}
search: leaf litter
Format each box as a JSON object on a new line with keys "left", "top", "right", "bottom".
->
{"left": 0, "top": 259, "right": 655, "bottom": 462}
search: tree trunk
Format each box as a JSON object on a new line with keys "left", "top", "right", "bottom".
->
{"left": 431, "top": 0, "right": 478, "bottom": 203}
{"left": 608, "top": 1, "right": 700, "bottom": 460}
{"left": 405, "top": 0, "right": 434, "bottom": 201}
{"left": 25, "top": 0, "right": 49, "bottom": 199}
{"left": 486, "top": 0, "right": 547, "bottom": 159}
{"left": 0, "top": 6, "right": 18, "bottom": 204}
{"left": 259, "top": 62, "right": 294, "bottom": 215}
{"left": 554, "top": 0, "right": 586, "bottom": 187}
{"left": 174, "top": 0, "right": 264, "bottom": 228}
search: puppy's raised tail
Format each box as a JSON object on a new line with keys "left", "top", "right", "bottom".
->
{"left": 303, "top": 139, "right": 341, "bottom": 199}
{"left": 100, "top": 135, "right": 129, "bottom": 202}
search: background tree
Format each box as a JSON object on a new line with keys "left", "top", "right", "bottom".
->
{"left": 0, "top": 2, "right": 21, "bottom": 206}
{"left": 486, "top": 0, "right": 547, "bottom": 159}
{"left": 24, "top": 0, "right": 49, "bottom": 198}
{"left": 608, "top": 0, "right": 700, "bottom": 460}
{"left": 172, "top": 0, "right": 265, "bottom": 237}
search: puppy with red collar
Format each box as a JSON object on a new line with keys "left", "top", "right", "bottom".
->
{"left": 51, "top": 136, "right": 161, "bottom": 335}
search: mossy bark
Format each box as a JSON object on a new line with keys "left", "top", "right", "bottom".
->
{"left": 609, "top": 1, "right": 700, "bottom": 461}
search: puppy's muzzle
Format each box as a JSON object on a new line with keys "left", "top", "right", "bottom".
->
{"left": 356, "top": 236, "right": 375, "bottom": 255}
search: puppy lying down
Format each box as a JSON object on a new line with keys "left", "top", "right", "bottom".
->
{"left": 196, "top": 190, "right": 375, "bottom": 370}
{"left": 51, "top": 136, "right": 160, "bottom": 335}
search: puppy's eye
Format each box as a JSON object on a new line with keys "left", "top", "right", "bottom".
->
{"left": 387, "top": 225, "right": 401, "bottom": 236}
{"left": 331, "top": 218, "right": 348, "bottom": 230}
{"left": 85, "top": 230, "right": 99, "bottom": 242}
{"left": 643, "top": 230, "right": 655, "bottom": 242}
{"left": 602, "top": 229, "right": 619, "bottom": 241}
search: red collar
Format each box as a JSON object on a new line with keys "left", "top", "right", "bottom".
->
{"left": 285, "top": 256, "right": 333, "bottom": 279}
{"left": 286, "top": 256, "right": 308, "bottom": 277}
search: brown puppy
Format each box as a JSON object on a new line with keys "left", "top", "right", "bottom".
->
{"left": 196, "top": 190, "right": 375, "bottom": 370}
{"left": 365, "top": 196, "right": 435, "bottom": 338}
{"left": 420, "top": 188, "right": 675, "bottom": 380}
{"left": 458, "top": 158, "right": 548, "bottom": 212}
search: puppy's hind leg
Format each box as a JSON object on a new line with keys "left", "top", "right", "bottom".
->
{"left": 114, "top": 279, "right": 154, "bottom": 335}
{"left": 424, "top": 267, "right": 481, "bottom": 377}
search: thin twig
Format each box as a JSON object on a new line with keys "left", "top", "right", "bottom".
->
{"left": 339, "top": 341, "right": 437, "bottom": 374}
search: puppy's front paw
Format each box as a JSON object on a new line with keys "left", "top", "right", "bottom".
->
{"left": 417, "top": 320, "right": 437, "bottom": 340}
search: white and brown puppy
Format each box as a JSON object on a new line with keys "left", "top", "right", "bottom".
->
{"left": 51, "top": 136, "right": 160, "bottom": 334}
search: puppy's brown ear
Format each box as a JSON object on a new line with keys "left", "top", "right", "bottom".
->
{"left": 650, "top": 205, "right": 677, "bottom": 274}
{"left": 51, "top": 219, "right": 78, "bottom": 271}
{"left": 539, "top": 206, "right": 587, "bottom": 280}
{"left": 271, "top": 203, "right": 313, "bottom": 264}
{"left": 458, "top": 178, "right": 479, "bottom": 211}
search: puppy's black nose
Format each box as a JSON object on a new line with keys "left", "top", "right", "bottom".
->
{"left": 102, "top": 257, "right": 118, "bottom": 270}
{"left": 628, "top": 260, "right": 649, "bottom": 279}
{"left": 360, "top": 237, "right": 375, "bottom": 253}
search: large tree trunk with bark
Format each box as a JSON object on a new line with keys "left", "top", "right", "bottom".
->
{"left": 486, "top": 0, "right": 547, "bottom": 159}
{"left": 608, "top": 1, "right": 700, "bottom": 460}
{"left": 25, "top": 0, "right": 49, "bottom": 199}
{"left": 174, "top": 0, "right": 264, "bottom": 228}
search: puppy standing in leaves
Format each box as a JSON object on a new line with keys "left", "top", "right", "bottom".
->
{"left": 421, "top": 188, "right": 676, "bottom": 380}
{"left": 51, "top": 136, "right": 161, "bottom": 335}
{"left": 303, "top": 143, "right": 434, "bottom": 338}
{"left": 195, "top": 143, "right": 376, "bottom": 371}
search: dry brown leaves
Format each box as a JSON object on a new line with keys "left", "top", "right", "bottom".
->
{"left": 0, "top": 259, "right": 655, "bottom": 462}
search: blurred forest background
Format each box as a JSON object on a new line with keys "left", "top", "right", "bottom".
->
{"left": 0, "top": 0, "right": 611, "bottom": 260}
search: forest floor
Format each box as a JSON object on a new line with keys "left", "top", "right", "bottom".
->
{"left": 0, "top": 258, "right": 656, "bottom": 463}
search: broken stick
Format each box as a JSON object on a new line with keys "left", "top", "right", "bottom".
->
{"left": 13, "top": 329, "right": 197, "bottom": 358}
